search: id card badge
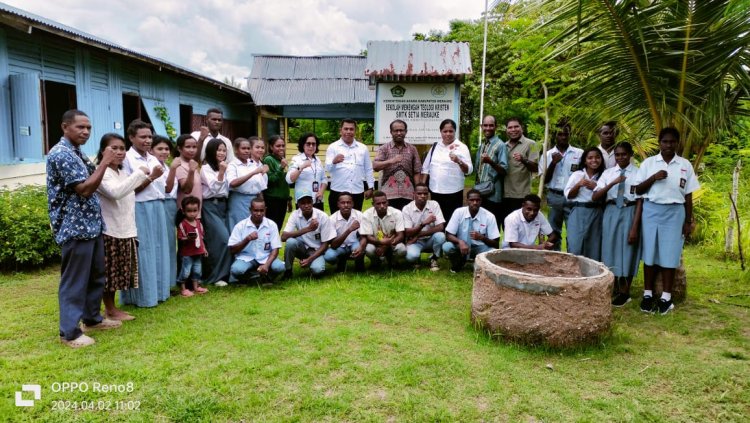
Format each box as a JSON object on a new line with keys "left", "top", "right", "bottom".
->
{"left": 570, "top": 164, "right": 578, "bottom": 172}
{"left": 315, "top": 233, "right": 321, "bottom": 240}
{"left": 312, "top": 181, "right": 319, "bottom": 192}
{"left": 264, "top": 242, "right": 271, "bottom": 251}
{"left": 630, "top": 186, "right": 636, "bottom": 195}
{"left": 679, "top": 178, "right": 686, "bottom": 189}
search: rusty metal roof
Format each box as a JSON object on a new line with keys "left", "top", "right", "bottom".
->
{"left": 365, "top": 40, "right": 472, "bottom": 77}
{"left": 0, "top": 2, "right": 249, "bottom": 96}
{"left": 248, "top": 55, "right": 374, "bottom": 106}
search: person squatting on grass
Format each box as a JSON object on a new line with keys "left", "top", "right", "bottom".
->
{"left": 502, "top": 194, "right": 558, "bottom": 250}
{"left": 360, "top": 191, "right": 407, "bottom": 269}
{"left": 95, "top": 132, "right": 154, "bottom": 321}
{"left": 324, "top": 192, "right": 367, "bottom": 272}
{"left": 46, "top": 109, "right": 122, "bottom": 348}
{"left": 443, "top": 189, "right": 500, "bottom": 273}
{"left": 177, "top": 196, "right": 209, "bottom": 297}
{"left": 635, "top": 128, "right": 699, "bottom": 315}
{"left": 282, "top": 189, "right": 337, "bottom": 278}
{"left": 402, "top": 183, "right": 446, "bottom": 271}
{"left": 228, "top": 197, "right": 286, "bottom": 283}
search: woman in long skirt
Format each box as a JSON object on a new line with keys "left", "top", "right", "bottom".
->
{"left": 201, "top": 138, "right": 232, "bottom": 285}
{"left": 120, "top": 120, "right": 171, "bottom": 307}
{"left": 593, "top": 142, "right": 642, "bottom": 307}
{"left": 634, "top": 127, "right": 699, "bottom": 315}
{"left": 151, "top": 135, "right": 180, "bottom": 289}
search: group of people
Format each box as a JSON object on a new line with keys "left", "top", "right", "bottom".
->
{"left": 47, "top": 107, "right": 697, "bottom": 348}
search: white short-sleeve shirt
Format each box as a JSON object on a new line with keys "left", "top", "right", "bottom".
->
{"left": 284, "top": 208, "right": 336, "bottom": 250}
{"left": 201, "top": 164, "right": 229, "bottom": 199}
{"left": 329, "top": 209, "right": 364, "bottom": 249}
{"left": 360, "top": 207, "right": 406, "bottom": 237}
{"left": 401, "top": 200, "right": 445, "bottom": 240}
{"left": 445, "top": 206, "right": 500, "bottom": 247}
{"left": 564, "top": 170, "right": 600, "bottom": 203}
{"left": 227, "top": 158, "right": 268, "bottom": 194}
{"left": 595, "top": 163, "right": 640, "bottom": 202}
{"left": 123, "top": 148, "right": 164, "bottom": 202}
{"left": 598, "top": 145, "right": 617, "bottom": 169}
{"left": 502, "top": 208, "right": 553, "bottom": 248}
{"left": 634, "top": 154, "right": 699, "bottom": 204}
{"left": 539, "top": 145, "right": 583, "bottom": 191}
{"left": 228, "top": 217, "right": 281, "bottom": 264}
{"left": 421, "top": 140, "right": 473, "bottom": 194}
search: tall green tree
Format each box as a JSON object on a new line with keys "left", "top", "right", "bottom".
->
{"left": 542, "top": 0, "right": 750, "bottom": 165}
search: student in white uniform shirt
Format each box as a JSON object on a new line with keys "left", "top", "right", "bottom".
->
{"left": 564, "top": 147, "right": 606, "bottom": 261}
{"left": 360, "top": 191, "right": 407, "bottom": 269}
{"left": 634, "top": 127, "right": 699, "bottom": 315}
{"left": 402, "top": 183, "right": 446, "bottom": 271}
{"left": 191, "top": 107, "right": 234, "bottom": 162}
{"left": 200, "top": 139, "right": 232, "bottom": 286}
{"left": 539, "top": 121, "right": 582, "bottom": 250}
{"left": 325, "top": 119, "right": 374, "bottom": 211}
{"left": 228, "top": 197, "right": 285, "bottom": 283}
{"left": 227, "top": 137, "right": 269, "bottom": 230}
{"left": 324, "top": 192, "right": 367, "bottom": 272}
{"left": 120, "top": 120, "right": 171, "bottom": 308}
{"left": 597, "top": 121, "right": 618, "bottom": 169}
{"left": 287, "top": 132, "right": 327, "bottom": 211}
{"left": 592, "top": 142, "right": 643, "bottom": 307}
{"left": 282, "top": 189, "right": 337, "bottom": 278}
{"left": 443, "top": 190, "right": 500, "bottom": 273}
{"left": 503, "top": 194, "right": 558, "bottom": 249}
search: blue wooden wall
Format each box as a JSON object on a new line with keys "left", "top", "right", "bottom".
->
{"left": 0, "top": 25, "right": 252, "bottom": 164}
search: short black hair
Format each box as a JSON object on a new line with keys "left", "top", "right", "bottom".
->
{"left": 506, "top": 116, "right": 523, "bottom": 126}
{"left": 250, "top": 196, "right": 266, "bottom": 208}
{"left": 127, "top": 119, "right": 153, "bottom": 137}
{"left": 206, "top": 107, "right": 223, "bottom": 116}
{"left": 372, "top": 190, "right": 387, "bottom": 200}
{"left": 390, "top": 119, "right": 408, "bottom": 131}
{"left": 181, "top": 196, "right": 200, "bottom": 209}
{"left": 466, "top": 189, "right": 481, "bottom": 199}
{"left": 61, "top": 109, "right": 88, "bottom": 124}
{"left": 658, "top": 127, "right": 680, "bottom": 143}
{"left": 614, "top": 141, "right": 634, "bottom": 155}
{"left": 341, "top": 118, "right": 357, "bottom": 127}
{"left": 523, "top": 194, "right": 542, "bottom": 207}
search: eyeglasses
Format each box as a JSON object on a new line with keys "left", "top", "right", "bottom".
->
{"left": 305, "top": 142, "right": 317, "bottom": 146}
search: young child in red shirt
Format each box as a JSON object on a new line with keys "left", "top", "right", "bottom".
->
{"left": 177, "top": 196, "right": 209, "bottom": 297}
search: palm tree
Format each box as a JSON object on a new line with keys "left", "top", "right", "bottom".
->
{"left": 541, "top": 0, "right": 750, "bottom": 165}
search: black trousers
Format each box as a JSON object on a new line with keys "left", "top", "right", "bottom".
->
{"left": 499, "top": 197, "right": 525, "bottom": 230}
{"left": 430, "top": 190, "right": 464, "bottom": 224}
{"left": 388, "top": 197, "right": 412, "bottom": 211}
{"left": 264, "top": 196, "right": 288, "bottom": 231}
{"left": 59, "top": 237, "right": 106, "bottom": 340}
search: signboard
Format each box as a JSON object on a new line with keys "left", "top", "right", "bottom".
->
{"left": 375, "top": 82, "right": 460, "bottom": 145}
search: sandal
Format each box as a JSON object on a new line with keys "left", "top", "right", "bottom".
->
{"left": 181, "top": 288, "right": 194, "bottom": 297}
{"left": 194, "top": 286, "right": 208, "bottom": 294}
{"left": 60, "top": 334, "right": 95, "bottom": 348}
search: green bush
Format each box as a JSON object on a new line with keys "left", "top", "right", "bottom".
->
{"left": 0, "top": 185, "right": 59, "bottom": 270}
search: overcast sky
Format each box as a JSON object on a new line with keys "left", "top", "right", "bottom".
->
{"left": 5, "top": 0, "right": 486, "bottom": 85}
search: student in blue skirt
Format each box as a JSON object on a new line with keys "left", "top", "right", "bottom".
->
{"left": 564, "top": 147, "right": 606, "bottom": 261}
{"left": 151, "top": 136, "right": 180, "bottom": 290}
{"left": 592, "top": 142, "right": 642, "bottom": 307}
{"left": 635, "top": 128, "right": 699, "bottom": 315}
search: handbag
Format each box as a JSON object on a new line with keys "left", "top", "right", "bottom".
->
{"left": 474, "top": 180, "right": 494, "bottom": 196}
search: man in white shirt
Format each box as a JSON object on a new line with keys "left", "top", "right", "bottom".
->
{"left": 402, "top": 183, "right": 446, "bottom": 271}
{"left": 282, "top": 189, "right": 336, "bottom": 278}
{"left": 539, "top": 120, "right": 583, "bottom": 250}
{"left": 443, "top": 189, "right": 501, "bottom": 273}
{"left": 191, "top": 107, "right": 234, "bottom": 162}
{"left": 597, "top": 121, "right": 617, "bottom": 168}
{"left": 324, "top": 192, "right": 367, "bottom": 272}
{"left": 228, "top": 197, "right": 285, "bottom": 283}
{"left": 360, "top": 191, "right": 406, "bottom": 269}
{"left": 503, "top": 194, "right": 558, "bottom": 249}
{"left": 325, "top": 119, "right": 374, "bottom": 211}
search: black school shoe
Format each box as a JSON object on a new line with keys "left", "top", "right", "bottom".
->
{"left": 612, "top": 293, "right": 631, "bottom": 307}
{"left": 639, "top": 296, "right": 656, "bottom": 313}
{"left": 658, "top": 298, "right": 674, "bottom": 315}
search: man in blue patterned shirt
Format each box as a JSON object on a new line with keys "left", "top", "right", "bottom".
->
{"left": 46, "top": 110, "right": 121, "bottom": 348}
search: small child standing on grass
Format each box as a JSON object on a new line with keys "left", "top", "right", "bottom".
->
{"left": 177, "top": 196, "right": 209, "bottom": 297}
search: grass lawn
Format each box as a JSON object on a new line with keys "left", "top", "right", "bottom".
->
{"left": 1, "top": 246, "right": 748, "bottom": 422}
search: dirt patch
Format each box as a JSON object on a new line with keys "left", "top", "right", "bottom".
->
{"left": 494, "top": 253, "right": 582, "bottom": 277}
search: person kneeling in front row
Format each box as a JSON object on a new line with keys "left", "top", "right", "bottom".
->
{"left": 443, "top": 189, "right": 500, "bottom": 273}
{"left": 228, "top": 197, "right": 285, "bottom": 284}
{"left": 503, "top": 194, "right": 558, "bottom": 250}
{"left": 282, "top": 190, "right": 336, "bottom": 278}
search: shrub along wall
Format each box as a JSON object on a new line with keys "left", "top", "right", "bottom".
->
{"left": 0, "top": 185, "right": 59, "bottom": 270}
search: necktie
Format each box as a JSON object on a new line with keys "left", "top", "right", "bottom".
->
{"left": 616, "top": 168, "right": 626, "bottom": 208}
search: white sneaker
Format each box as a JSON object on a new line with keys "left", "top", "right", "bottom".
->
{"left": 215, "top": 281, "right": 228, "bottom": 287}
{"left": 429, "top": 257, "right": 440, "bottom": 272}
